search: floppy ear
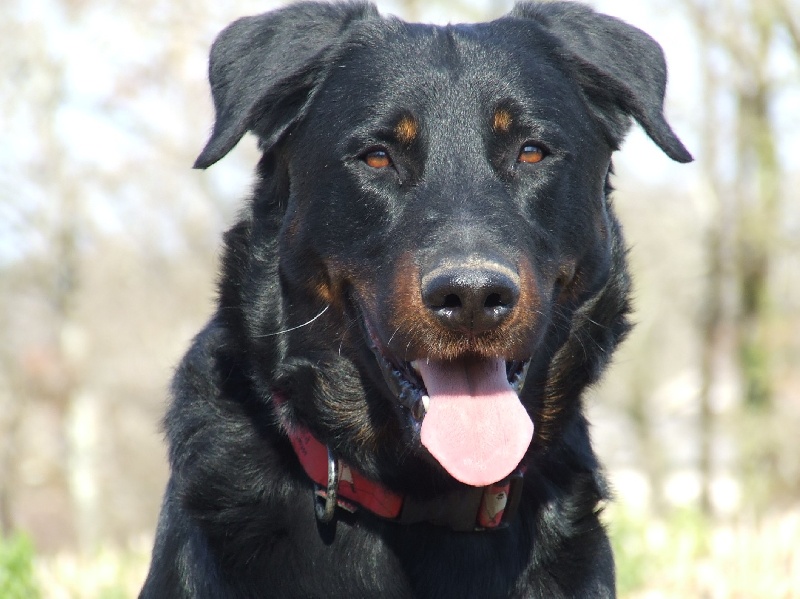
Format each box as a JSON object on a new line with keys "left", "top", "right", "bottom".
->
{"left": 510, "top": 2, "right": 692, "bottom": 163}
{"left": 194, "top": 1, "right": 379, "bottom": 169}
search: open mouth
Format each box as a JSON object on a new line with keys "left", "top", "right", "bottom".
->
{"left": 363, "top": 317, "right": 534, "bottom": 487}
{"left": 374, "top": 353, "right": 530, "bottom": 425}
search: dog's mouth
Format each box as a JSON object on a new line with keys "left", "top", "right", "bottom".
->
{"left": 363, "top": 318, "right": 534, "bottom": 487}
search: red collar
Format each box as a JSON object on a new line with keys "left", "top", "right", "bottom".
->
{"left": 273, "top": 392, "right": 524, "bottom": 531}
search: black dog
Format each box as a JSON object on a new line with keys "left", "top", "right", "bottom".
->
{"left": 140, "top": 2, "right": 691, "bottom": 597}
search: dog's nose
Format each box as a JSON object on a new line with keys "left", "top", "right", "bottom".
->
{"left": 422, "top": 262, "right": 520, "bottom": 334}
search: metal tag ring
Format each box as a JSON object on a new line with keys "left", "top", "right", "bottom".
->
{"left": 314, "top": 447, "right": 338, "bottom": 523}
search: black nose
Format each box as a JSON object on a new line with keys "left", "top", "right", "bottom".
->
{"left": 421, "top": 262, "right": 520, "bottom": 334}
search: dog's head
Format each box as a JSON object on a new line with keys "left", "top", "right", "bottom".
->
{"left": 198, "top": 1, "right": 690, "bottom": 490}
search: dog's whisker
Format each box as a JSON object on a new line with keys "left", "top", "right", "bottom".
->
{"left": 587, "top": 317, "right": 610, "bottom": 331}
{"left": 338, "top": 316, "right": 359, "bottom": 356}
{"left": 255, "top": 305, "right": 330, "bottom": 338}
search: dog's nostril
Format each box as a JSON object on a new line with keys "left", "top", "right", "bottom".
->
{"left": 442, "top": 294, "right": 462, "bottom": 309}
{"left": 484, "top": 292, "right": 504, "bottom": 309}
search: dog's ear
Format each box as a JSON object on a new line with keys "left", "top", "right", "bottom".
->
{"left": 510, "top": 2, "right": 692, "bottom": 163}
{"left": 194, "top": 1, "right": 379, "bottom": 169}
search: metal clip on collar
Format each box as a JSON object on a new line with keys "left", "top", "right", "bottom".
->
{"left": 314, "top": 447, "right": 339, "bottom": 523}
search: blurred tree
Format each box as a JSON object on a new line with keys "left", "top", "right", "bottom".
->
{"left": 0, "top": 0, "right": 248, "bottom": 551}
{"left": 682, "top": 0, "right": 799, "bottom": 512}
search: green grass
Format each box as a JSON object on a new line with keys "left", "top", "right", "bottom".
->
{"left": 0, "top": 533, "right": 41, "bottom": 599}
{"left": 609, "top": 505, "right": 712, "bottom": 596}
{"left": 608, "top": 504, "right": 800, "bottom": 598}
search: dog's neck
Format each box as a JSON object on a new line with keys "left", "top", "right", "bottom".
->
{"left": 272, "top": 391, "right": 525, "bottom": 532}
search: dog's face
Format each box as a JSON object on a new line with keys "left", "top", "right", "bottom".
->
{"left": 280, "top": 22, "right": 619, "bottom": 486}
{"left": 287, "top": 20, "right": 612, "bottom": 350}
{"left": 197, "top": 2, "right": 690, "bottom": 490}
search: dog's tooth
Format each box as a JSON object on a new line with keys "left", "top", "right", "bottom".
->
{"left": 510, "top": 361, "right": 530, "bottom": 394}
{"left": 411, "top": 395, "right": 428, "bottom": 421}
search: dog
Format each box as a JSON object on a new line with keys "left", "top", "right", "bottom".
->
{"left": 140, "top": 2, "right": 691, "bottom": 597}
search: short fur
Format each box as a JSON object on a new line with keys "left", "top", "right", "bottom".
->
{"left": 140, "top": 2, "right": 690, "bottom": 597}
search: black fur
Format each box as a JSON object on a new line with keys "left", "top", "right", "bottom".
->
{"left": 141, "top": 2, "right": 690, "bottom": 597}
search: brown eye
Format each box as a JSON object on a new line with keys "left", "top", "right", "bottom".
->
{"left": 364, "top": 149, "right": 391, "bottom": 169}
{"left": 518, "top": 144, "right": 546, "bottom": 164}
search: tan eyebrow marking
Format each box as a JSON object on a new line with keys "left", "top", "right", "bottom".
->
{"left": 394, "top": 115, "right": 418, "bottom": 145}
{"left": 492, "top": 109, "right": 513, "bottom": 133}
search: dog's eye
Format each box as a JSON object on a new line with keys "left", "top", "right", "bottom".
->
{"left": 363, "top": 149, "right": 392, "bottom": 169}
{"left": 517, "top": 144, "right": 546, "bottom": 164}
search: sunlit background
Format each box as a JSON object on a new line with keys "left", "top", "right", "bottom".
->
{"left": 1, "top": 0, "right": 798, "bottom": 596}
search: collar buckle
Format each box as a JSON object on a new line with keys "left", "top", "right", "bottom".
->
{"left": 476, "top": 469, "right": 525, "bottom": 530}
{"left": 396, "top": 468, "right": 525, "bottom": 531}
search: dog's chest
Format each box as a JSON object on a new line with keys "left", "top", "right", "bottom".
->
{"left": 244, "top": 507, "right": 544, "bottom": 599}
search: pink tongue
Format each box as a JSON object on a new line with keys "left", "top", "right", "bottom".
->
{"left": 417, "top": 358, "right": 533, "bottom": 487}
